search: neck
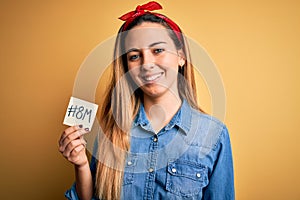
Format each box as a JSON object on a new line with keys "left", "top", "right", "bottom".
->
{"left": 143, "top": 90, "right": 182, "bottom": 133}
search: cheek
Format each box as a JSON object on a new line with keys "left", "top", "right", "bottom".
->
{"left": 127, "top": 66, "right": 140, "bottom": 80}
{"left": 127, "top": 63, "right": 136, "bottom": 71}
{"left": 160, "top": 55, "right": 179, "bottom": 70}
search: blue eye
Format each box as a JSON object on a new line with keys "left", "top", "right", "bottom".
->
{"left": 128, "top": 54, "right": 139, "bottom": 61}
{"left": 154, "top": 48, "right": 164, "bottom": 54}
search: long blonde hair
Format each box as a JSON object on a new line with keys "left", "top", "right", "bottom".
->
{"left": 95, "top": 13, "right": 203, "bottom": 200}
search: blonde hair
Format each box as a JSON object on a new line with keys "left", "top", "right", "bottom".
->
{"left": 95, "top": 14, "right": 203, "bottom": 200}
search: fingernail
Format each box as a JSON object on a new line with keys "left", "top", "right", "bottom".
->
{"left": 84, "top": 128, "right": 89, "bottom": 132}
{"left": 79, "top": 125, "right": 83, "bottom": 128}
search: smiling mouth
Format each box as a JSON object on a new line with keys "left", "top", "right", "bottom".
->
{"left": 141, "top": 72, "right": 164, "bottom": 83}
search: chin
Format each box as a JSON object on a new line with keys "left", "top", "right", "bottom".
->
{"left": 141, "top": 85, "right": 168, "bottom": 98}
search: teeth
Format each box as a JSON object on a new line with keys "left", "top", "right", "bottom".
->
{"left": 143, "top": 73, "right": 162, "bottom": 81}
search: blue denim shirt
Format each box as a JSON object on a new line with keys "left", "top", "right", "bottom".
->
{"left": 65, "top": 100, "right": 235, "bottom": 200}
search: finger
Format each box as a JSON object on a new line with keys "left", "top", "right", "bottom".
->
{"left": 62, "top": 139, "right": 83, "bottom": 158}
{"left": 59, "top": 129, "right": 88, "bottom": 152}
{"left": 68, "top": 144, "right": 87, "bottom": 165}
{"left": 70, "top": 144, "right": 85, "bottom": 157}
{"left": 79, "top": 136, "right": 87, "bottom": 148}
{"left": 59, "top": 125, "right": 82, "bottom": 144}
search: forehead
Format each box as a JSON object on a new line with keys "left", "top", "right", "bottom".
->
{"left": 124, "top": 22, "right": 175, "bottom": 50}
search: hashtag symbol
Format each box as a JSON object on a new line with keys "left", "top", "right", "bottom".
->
{"left": 67, "top": 105, "right": 77, "bottom": 117}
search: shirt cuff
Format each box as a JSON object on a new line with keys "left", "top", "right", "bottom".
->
{"left": 65, "top": 183, "right": 79, "bottom": 200}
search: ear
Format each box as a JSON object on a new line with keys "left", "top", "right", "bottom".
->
{"left": 177, "top": 49, "right": 186, "bottom": 67}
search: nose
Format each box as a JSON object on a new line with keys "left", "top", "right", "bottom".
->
{"left": 141, "top": 49, "right": 155, "bottom": 70}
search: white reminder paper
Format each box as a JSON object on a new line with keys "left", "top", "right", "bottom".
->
{"left": 63, "top": 97, "right": 98, "bottom": 130}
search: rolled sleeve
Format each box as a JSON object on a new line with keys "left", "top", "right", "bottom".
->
{"left": 65, "top": 183, "right": 80, "bottom": 200}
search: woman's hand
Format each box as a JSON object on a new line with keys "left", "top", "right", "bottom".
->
{"left": 58, "top": 125, "right": 89, "bottom": 168}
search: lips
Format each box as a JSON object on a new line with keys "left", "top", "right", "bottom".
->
{"left": 141, "top": 72, "right": 164, "bottom": 83}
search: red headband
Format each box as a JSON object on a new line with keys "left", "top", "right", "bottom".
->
{"left": 119, "top": 1, "right": 182, "bottom": 42}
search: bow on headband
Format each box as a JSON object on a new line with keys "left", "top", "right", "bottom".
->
{"left": 119, "top": 1, "right": 182, "bottom": 42}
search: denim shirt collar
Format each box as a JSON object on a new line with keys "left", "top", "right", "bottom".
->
{"left": 133, "top": 99, "right": 192, "bottom": 135}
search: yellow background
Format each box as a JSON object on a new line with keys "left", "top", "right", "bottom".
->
{"left": 1, "top": 0, "right": 299, "bottom": 199}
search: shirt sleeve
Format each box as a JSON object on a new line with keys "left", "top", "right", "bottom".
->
{"left": 203, "top": 126, "right": 235, "bottom": 200}
{"left": 65, "top": 183, "right": 80, "bottom": 200}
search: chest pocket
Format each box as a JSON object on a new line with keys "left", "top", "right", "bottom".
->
{"left": 166, "top": 160, "right": 209, "bottom": 197}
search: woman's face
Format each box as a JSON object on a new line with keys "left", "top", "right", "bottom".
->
{"left": 124, "top": 22, "right": 184, "bottom": 99}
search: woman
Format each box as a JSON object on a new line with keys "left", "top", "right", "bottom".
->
{"left": 59, "top": 2, "right": 234, "bottom": 200}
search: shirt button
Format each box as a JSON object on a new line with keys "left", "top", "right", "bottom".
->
{"left": 196, "top": 173, "right": 201, "bottom": 178}
{"left": 153, "top": 137, "right": 158, "bottom": 142}
{"left": 171, "top": 168, "right": 177, "bottom": 173}
{"left": 148, "top": 168, "right": 154, "bottom": 173}
{"left": 127, "top": 161, "right": 132, "bottom": 166}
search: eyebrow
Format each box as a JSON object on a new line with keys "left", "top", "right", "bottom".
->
{"left": 126, "top": 42, "right": 167, "bottom": 53}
